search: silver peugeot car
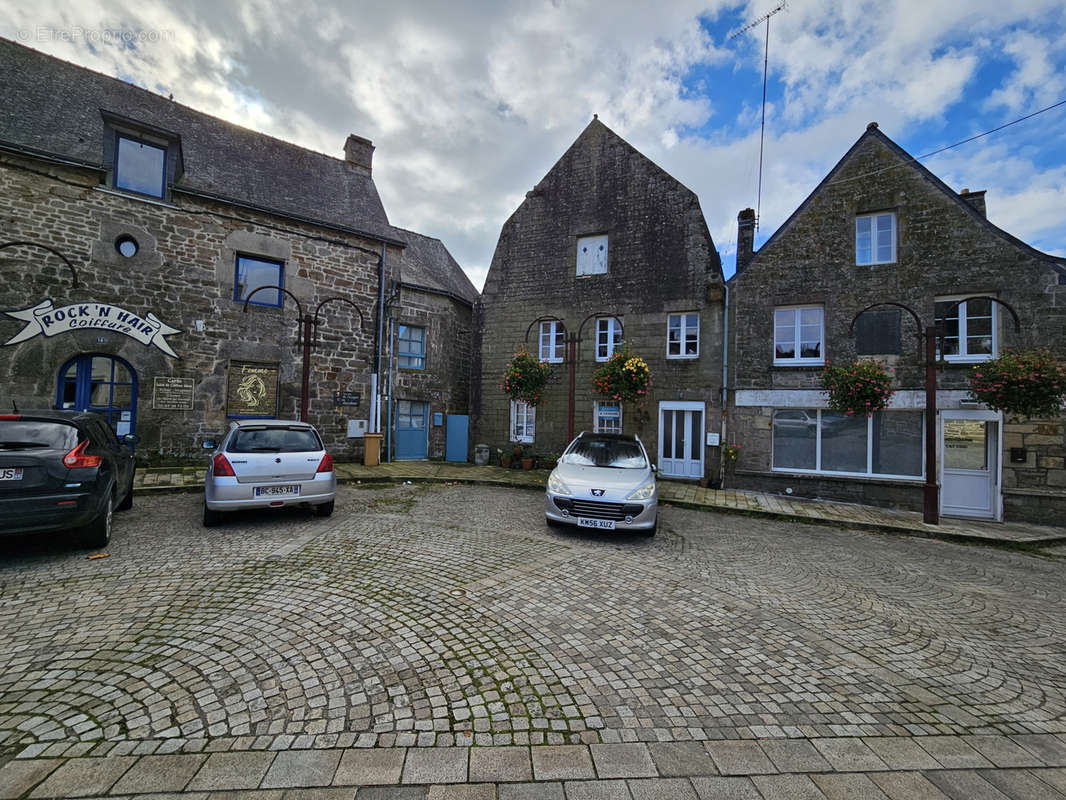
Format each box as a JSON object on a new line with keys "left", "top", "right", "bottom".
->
{"left": 203, "top": 419, "right": 336, "bottom": 527}
{"left": 544, "top": 432, "right": 658, "bottom": 536}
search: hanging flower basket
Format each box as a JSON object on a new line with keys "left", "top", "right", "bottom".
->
{"left": 500, "top": 348, "right": 552, "bottom": 406}
{"left": 969, "top": 349, "right": 1066, "bottom": 419}
{"left": 820, "top": 360, "right": 894, "bottom": 418}
{"left": 591, "top": 343, "right": 652, "bottom": 405}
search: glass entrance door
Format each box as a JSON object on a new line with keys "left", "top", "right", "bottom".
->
{"left": 941, "top": 413, "right": 998, "bottom": 519}
{"left": 659, "top": 402, "right": 704, "bottom": 478}
{"left": 56, "top": 354, "right": 138, "bottom": 437}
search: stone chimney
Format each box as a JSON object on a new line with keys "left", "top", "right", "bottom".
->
{"left": 958, "top": 188, "right": 987, "bottom": 218}
{"left": 343, "top": 134, "right": 374, "bottom": 176}
{"left": 737, "top": 208, "right": 757, "bottom": 272}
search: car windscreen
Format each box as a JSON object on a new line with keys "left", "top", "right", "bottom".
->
{"left": 228, "top": 427, "right": 322, "bottom": 453}
{"left": 0, "top": 420, "right": 79, "bottom": 450}
{"left": 561, "top": 437, "right": 647, "bottom": 469}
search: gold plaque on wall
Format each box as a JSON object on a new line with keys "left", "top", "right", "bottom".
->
{"left": 226, "top": 361, "right": 280, "bottom": 418}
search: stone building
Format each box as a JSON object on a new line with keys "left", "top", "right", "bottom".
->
{"left": 475, "top": 118, "right": 725, "bottom": 480}
{"left": 0, "top": 38, "right": 474, "bottom": 464}
{"left": 727, "top": 122, "right": 1066, "bottom": 524}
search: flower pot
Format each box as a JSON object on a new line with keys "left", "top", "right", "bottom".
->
{"left": 500, "top": 455, "right": 512, "bottom": 469}
{"left": 521, "top": 458, "right": 534, "bottom": 470}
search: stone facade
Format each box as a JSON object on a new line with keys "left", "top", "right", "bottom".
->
{"left": 0, "top": 40, "right": 474, "bottom": 465}
{"left": 474, "top": 118, "right": 725, "bottom": 480}
{"left": 727, "top": 122, "right": 1066, "bottom": 524}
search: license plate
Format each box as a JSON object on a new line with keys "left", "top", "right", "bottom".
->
{"left": 255, "top": 485, "right": 300, "bottom": 497}
{"left": 0, "top": 468, "right": 23, "bottom": 481}
{"left": 577, "top": 517, "right": 615, "bottom": 530}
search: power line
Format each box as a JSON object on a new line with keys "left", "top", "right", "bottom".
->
{"left": 825, "top": 99, "right": 1066, "bottom": 186}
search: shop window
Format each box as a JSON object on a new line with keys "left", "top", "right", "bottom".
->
{"left": 398, "top": 325, "right": 427, "bottom": 369}
{"left": 772, "top": 409, "right": 923, "bottom": 477}
{"left": 235, "top": 254, "right": 284, "bottom": 307}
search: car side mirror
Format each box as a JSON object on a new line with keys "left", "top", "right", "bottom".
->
{"left": 123, "top": 434, "right": 140, "bottom": 446}
{"left": 651, "top": 464, "right": 657, "bottom": 472}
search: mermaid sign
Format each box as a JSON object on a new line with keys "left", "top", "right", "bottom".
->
{"left": 226, "top": 361, "right": 279, "bottom": 418}
{"left": 3, "top": 298, "right": 182, "bottom": 358}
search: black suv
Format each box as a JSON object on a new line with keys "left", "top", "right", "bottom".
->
{"left": 0, "top": 410, "right": 137, "bottom": 547}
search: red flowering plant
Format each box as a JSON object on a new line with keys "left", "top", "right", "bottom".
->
{"left": 969, "top": 349, "right": 1066, "bottom": 419}
{"left": 591, "top": 343, "right": 652, "bottom": 405}
{"left": 820, "top": 360, "right": 894, "bottom": 418}
{"left": 500, "top": 347, "right": 552, "bottom": 406}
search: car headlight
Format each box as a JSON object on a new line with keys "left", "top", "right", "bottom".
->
{"left": 626, "top": 480, "right": 656, "bottom": 501}
{"left": 547, "top": 473, "right": 572, "bottom": 496}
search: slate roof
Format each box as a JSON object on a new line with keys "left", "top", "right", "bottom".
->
{"left": 390, "top": 227, "right": 478, "bottom": 305}
{"left": 0, "top": 38, "right": 397, "bottom": 243}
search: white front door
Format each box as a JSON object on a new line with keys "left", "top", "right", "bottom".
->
{"left": 940, "top": 411, "right": 1000, "bottom": 520}
{"left": 659, "top": 401, "right": 704, "bottom": 478}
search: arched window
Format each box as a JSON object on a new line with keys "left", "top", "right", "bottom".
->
{"left": 56, "top": 354, "right": 138, "bottom": 437}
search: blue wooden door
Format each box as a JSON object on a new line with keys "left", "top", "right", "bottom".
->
{"left": 446, "top": 415, "right": 469, "bottom": 462}
{"left": 57, "top": 354, "right": 138, "bottom": 439}
{"left": 395, "top": 400, "right": 428, "bottom": 460}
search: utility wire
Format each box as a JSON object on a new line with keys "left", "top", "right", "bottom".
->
{"left": 825, "top": 99, "right": 1066, "bottom": 186}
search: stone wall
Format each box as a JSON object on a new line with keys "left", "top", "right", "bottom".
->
{"left": 0, "top": 152, "right": 407, "bottom": 464}
{"left": 727, "top": 127, "right": 1066, "bottom": 521}
{"left": 474, "top": 120, "right": 724, "bottom": 477}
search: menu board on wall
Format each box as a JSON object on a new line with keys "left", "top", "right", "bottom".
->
{"left": 152, "top": 377, "right": 195, "bottom": 410}
{"left": 226, "top": 361, "right": 280, "bottom": 418}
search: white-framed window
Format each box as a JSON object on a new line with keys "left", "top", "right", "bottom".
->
{"left": 577, "top": 234, "right": 608, "bottom": 275}
{"left": 595, "top": 317, "right": 622, "bottom": 361}
{"left": 856, "top": 212, "right": 896, "bottom": 265}
{"left": 935, "top": 296, "right": 996, "bottom": 362}
{"left": 539, "top": 320, "right": 565, "bottom": 363}
{"left": 667, "top": 313, "right": 699, "bottom": 358}
{"left": 774, "top": 306, "right": 824, "bottom": 365}
{"left": 510, "top": 400, "right": 535, "bottom": 443}
{"left": 772, "top": 409, "right": 924, "bottom": 478}
{"left": 594, "top": 401, "right": 622, "bottom": 434}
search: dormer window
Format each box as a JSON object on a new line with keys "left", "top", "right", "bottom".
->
{"left": 114, "top": 134, "right": 167, "bottom": 198}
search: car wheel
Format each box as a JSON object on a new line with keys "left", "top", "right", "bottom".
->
{"left": 640, "top": 518, "right": 658, "bottom": 538}
{"left": 82, "top": 494, "right": 113, "bottom": 548}
{"left": 315, "top": 499, "right": 335, "bottom": 517}
{"left": 203, "top": 503, "right": 223, "bottom": 528}
{"left": 116, "top": 479, "right": 134, "bottom": 511}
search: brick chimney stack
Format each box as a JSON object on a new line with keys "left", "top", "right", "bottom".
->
{"left": 343, "top": 134, "right": 374, "bottom": 176}
{"left": 958, "top": 188, "right": 987, "bottom": 218}
{"left": 737, "top": 208, "right": 757, "bottom": 272}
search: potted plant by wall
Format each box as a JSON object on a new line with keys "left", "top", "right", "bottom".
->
{"left": 500, "top": 347, "right": 552, "bottom": 406}
{"left": 591, "top": 343, "right": 652, "bottom": 410}
{"left": 969, "top": 348, "right": 1066, "bottom": 419}
{"left": 820, "top": 360, "right": 894, "bottom": 417}
{"left": 520, "top": 445, "right": 535, "bottom": 470}
{"left": 723, "top": 443, "right": 742, "bottom": 472}
{"left": 499, "top": 447, "right": 512, "bottom": 469}
{"left": 539, "top": 451, "right": 559, "bottom": 470}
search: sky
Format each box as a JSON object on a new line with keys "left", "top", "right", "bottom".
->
{"left": 2, "top": 1, "right": 1064, "bottom": 290}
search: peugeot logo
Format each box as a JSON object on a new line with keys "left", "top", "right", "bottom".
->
{"left": 591, "top": 488, "right": 605, "bottom": 497}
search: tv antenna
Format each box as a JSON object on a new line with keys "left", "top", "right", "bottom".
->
{"left": 730, "top": 1, "right": 786, "bottom": 231}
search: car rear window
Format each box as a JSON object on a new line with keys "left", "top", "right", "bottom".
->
{"left": 0, "top": 420, "right": 79, "bottom": 450}
{"left": 228, "top": 427, "right": 322, "bottom": 453}
{"left": 562, "top": 437, "right": 647, "bottom": 469}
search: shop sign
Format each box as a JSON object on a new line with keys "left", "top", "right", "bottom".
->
{"left": 3, "top": 298, "right": 182, "bottom": 358}
{"left": 153, "top": 377, "right": 195, "bottom": 411}
{"left": 227, "top": 361, "right": 280, "bottom": 418}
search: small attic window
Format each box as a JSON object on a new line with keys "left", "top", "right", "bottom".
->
{"left": 577, "top": 234, "right": 608, "bottom": 276}
{"left": 115, "top": 135, "right": 167, "bottom": 198}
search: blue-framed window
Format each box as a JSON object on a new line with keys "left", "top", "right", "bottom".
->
{"left": 235, "top": 255, "right": 284, "bottom": 307}
{"left": 114, "top": 134, "right": 167, "bottom": 199}
{"left": 56, "top": 354, "right": 138, "bottom": 438}
{"left": 398, "top": 325, "right": 426, "bottom": 369}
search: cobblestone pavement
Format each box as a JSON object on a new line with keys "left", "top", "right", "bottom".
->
{"left": 1, "top": 484, "right": 1065, "bottom": 798}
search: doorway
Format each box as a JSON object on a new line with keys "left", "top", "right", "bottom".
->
{"left": 56, "top": 354, "right": 138, "bottom": 437}
{"left": 940, "top": 411, "right": 1000, "bottom": 519}
{"left": 658, "top": 401, "right": 705, "bottom": 478}
{"left": 395, "top": 400, "right": 428, "bottom": 460}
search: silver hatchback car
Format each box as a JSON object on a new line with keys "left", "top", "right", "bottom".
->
{"left": 203, "top": 419, "right": 336, "bottom": 527}
{"left": 544, "top": 432, "right": 658, "bottom": 536}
